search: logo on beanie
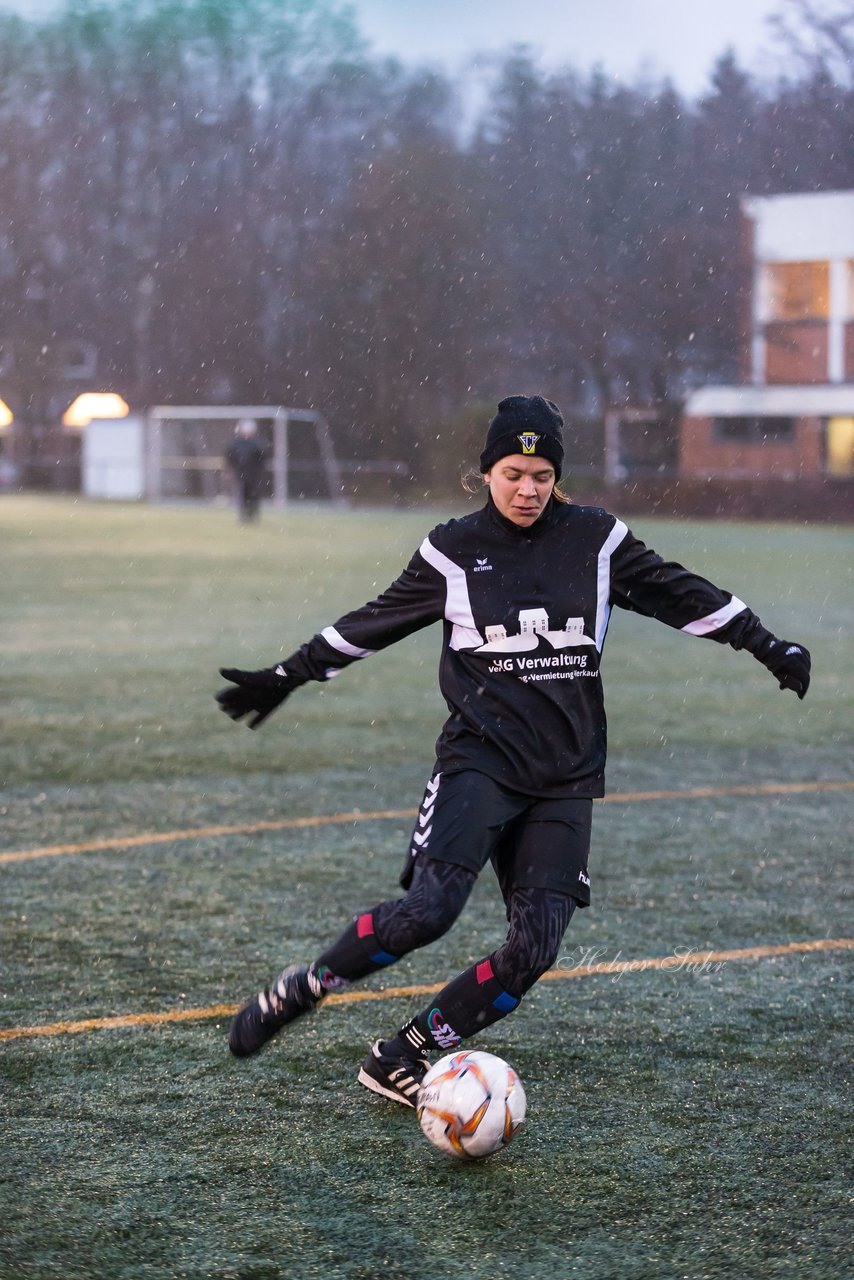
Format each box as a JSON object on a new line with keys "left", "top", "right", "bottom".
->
{"left": 517, "top": 432, "right": 540, "bottom": 455}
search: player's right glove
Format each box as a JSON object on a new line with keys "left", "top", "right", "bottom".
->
{"left": 216, "top": 664, "right": 302, "bottom": 729}
{"left": 752, "top": 635, "right": 811, "bottom": 700}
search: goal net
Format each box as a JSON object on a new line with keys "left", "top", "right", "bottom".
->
{"left": 145, "top": 405, "right": 345, "bottom": 505}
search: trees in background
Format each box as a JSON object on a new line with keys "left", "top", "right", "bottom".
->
{"left": 1, "top": 0, "right": 852, "bottom": 480}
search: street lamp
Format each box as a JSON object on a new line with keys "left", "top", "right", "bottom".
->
{"left": 62, "top": 393, "right": 130, "bottom": 428}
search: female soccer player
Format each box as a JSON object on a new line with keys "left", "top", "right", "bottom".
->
{"left": 217, "top": 395, "right": 810, "bottom": 1106}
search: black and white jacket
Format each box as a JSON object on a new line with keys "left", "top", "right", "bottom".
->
{"left": 285, "top": 496, "right": 768, "bottom": 797}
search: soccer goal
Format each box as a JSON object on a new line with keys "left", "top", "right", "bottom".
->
{"left": 145, "top": 405, "right": 345, "bottom": 506}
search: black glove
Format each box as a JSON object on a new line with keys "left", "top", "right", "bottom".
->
{"left": 216, "top": 664, "right": 301, "bottom": 729}
{"left": 753, "top": 637, "right": 811, "bottom": 700}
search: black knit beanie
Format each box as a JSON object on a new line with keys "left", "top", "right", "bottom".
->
{"left": 479, "top": 395, "right": 564, "bottom": 480}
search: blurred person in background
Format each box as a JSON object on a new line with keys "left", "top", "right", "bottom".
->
{"left": 225, "top": 418, "right": 266, "bottom": 522}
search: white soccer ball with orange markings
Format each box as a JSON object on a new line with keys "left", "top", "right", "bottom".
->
{"left": 416, "top": 1050, "right": 526, "bottom": 1159}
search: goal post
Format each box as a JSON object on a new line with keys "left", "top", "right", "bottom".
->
{"left": 145, "top": 404, "right": 346, "bottom": 506}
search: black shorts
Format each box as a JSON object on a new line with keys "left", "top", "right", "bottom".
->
{"left": 400, "top": 769, "right": 593, "bottom": 907}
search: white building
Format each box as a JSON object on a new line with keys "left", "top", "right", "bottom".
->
{"left": 681, "top": 190, "right": 854, "bottom": 480}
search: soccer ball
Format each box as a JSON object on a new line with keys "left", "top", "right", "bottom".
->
{"left": 416, "top": 1050, "right": 526, "bottom": 1159}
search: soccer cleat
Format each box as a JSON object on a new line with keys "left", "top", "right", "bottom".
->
{"left": 228, "top": 964, "right": 323, "bottom": 1057}
{"left": 357, "top": 1039, "right": 430, "bottom": 1108}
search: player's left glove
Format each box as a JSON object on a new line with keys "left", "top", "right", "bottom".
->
{"left": 753, "top": 636, "right": 811, "bottom": 699}
{"left": 216, "top": 664, "right": 302, "bottom": 729}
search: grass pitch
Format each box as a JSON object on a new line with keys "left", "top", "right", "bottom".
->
{"left": 0, "top": 495, "right": 852, "bottom": 1280}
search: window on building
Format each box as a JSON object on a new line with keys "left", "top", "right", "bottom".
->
{"left": 766, "top": 261, "right": 829, "bottom": 320}
{"left": 827, "top": 417, "right": 854, "bottom": 477}
{"left": 713, "top": 417, "right": 796, "bottom": 443}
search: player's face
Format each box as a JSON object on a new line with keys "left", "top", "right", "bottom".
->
{"left": 484, "top": 455, "right": 556, "bottom": 526}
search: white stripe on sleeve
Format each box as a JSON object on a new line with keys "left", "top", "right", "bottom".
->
{"left": 320, "top": 625, "right": 376, "bottom": 659}
{"left": 680, "top": 595, "right": 748, "bottom": 637}
{"left": 418, "top": 537, "right": 484, "bottom": 651}
{"left": 594, "top": 519, "right": 629, "bottom": 652}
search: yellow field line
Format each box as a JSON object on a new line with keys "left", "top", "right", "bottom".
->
{"left": 0, "top": 808, "right": 419, "bottom": 866}
{"left": 1, "top": 938, "right": 851, "bottom": 1044}
{"left": 1, "top": 780, "right": 852, "bottom": 867}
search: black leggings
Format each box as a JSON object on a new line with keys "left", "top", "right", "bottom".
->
{"left": 372, "top": 856, "right": 576, "bottom": 999}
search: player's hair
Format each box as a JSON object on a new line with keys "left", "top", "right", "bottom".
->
{"left": 461, "top": 468, "right": 570, "bottom": 504}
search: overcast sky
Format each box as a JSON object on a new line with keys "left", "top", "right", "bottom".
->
{"left": 349, "top": 0, "right": 788, "bottom": 96}
{"left": 1, "top": 0, "right": 793, "bottom": 97}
